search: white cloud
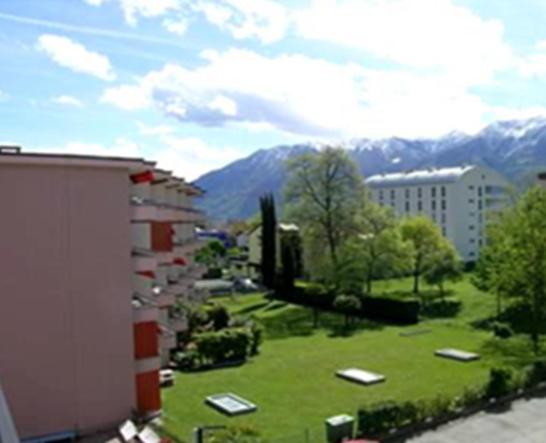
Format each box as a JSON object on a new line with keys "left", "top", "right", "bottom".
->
{"left": 52, "top": 95, "right": 85, "bottom": 108}
{"left": 518, "top": 40, "right": 546, "bottom": 78}
{"left": 0, "top": 90, "right": 9, "bottom": 102}
{"left": 84, "top": 0, "right": 107, "bottom": 5}
{"left": 295, "top": 0, "right": 514, "bottom": 84}
{"left": 37, "top": 34, "right": 116, "bottom": 81}
{"left": 118, "top": 0, "right": 180, "bottom": 26}
{"left": 152, "top": 135, "right": 244, "bottom": 180}
{"left": 162, "top": 17, "right": 188, "bottom": 35}
{"left": 100, "top": 84, "right": 150, "bottom": 110}
{"left": 194, "top": 0, "right": 289, "bottom": 43}
{"left": 100, "top": 47, "right": 497, "bottom": 139}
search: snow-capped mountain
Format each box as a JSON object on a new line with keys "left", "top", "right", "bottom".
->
{"left": 195, "top": 118, "right": 546, "bottom": 220}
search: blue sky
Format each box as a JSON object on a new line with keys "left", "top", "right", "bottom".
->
{"left": 2, "top": 0, "right": 546, "bottom": 179}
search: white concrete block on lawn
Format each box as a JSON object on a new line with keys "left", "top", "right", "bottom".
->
{"left": 435, "top": 348, "right": 480, "bottom": 362}
{"left": 336, "top": 368, "right": 386, "bottom": 385}
{"left": 205, "top": 393, "right": 257, "bottom": 416}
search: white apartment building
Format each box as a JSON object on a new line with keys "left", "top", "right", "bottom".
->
{"left": 365, "top": 165, "right": 510, "bottom": 262}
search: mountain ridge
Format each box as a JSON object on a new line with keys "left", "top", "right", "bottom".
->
{"left": 195, "top": 117, "right": 546, "bottom": 220}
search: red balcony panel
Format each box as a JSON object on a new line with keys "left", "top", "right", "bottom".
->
{"left": 134, "top": 321, "right": 159, "bottom": 359}
{"left": 151, "top": 221, "right": 173, "bottom": 252}
{"left": 135, "top": 370, "right": 161, "bottom": 415}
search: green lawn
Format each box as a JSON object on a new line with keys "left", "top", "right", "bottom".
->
{"left": 162, "top": 276, "right": 539, "bottom": 442}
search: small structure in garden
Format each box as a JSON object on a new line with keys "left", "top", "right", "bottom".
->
{"left": 336, "top": 368, "right": 385, "bottom": 385}
{"left": 205, "top": 393, "right": 257, "bottom": 416}
{"left": 435, "top": 348, "right": 480, "bottom": 362}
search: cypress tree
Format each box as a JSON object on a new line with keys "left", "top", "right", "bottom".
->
{"left": 260, "top": 193, "right": 277, "bottom": 288}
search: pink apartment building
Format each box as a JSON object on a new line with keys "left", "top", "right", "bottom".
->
{"left": 0, "top": 148, "right": 206, "bottom": 442}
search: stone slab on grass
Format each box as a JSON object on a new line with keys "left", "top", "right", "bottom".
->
{"left": 205, "top": 393, "right": 257, "bottom": 416}
{"left": 435, "top": 348, "right": 480, "bottom": 362}
{"left": 336, "top": 368, "right": 386, "bottom": 385}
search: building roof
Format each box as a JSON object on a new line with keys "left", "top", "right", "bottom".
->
{"left": 365, "top": 165, "right": 476, "bottom": 188}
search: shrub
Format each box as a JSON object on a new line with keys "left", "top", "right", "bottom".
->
{"left": 195, "top": 328, "right": 253, "bottom": 365}
{"left": 249, "top": 322, "right": 264, "bottom": 356}
{"left": 492, "top": 322, "right": 513, "bottom": 339}
{"left": 485, "top": 368, "right": 513, "bottom": 399}
{"left": 524, "top": 360, "right": 546, "bottom": 388}
{"left": 208, "top": 304, "right": 230, "bottom": 330}
{"left": 203, "top": 267, "right": 223, "bottom": 279}
{"left": 173, "top": 350, "right": 198, "bottom": 370}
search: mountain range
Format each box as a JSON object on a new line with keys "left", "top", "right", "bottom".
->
{"left": 195, "top": 117, "right": 546, "bottom": 221}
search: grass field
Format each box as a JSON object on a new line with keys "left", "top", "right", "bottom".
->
{"left": 162, "top": 276, "right": 539, "bottom": 442}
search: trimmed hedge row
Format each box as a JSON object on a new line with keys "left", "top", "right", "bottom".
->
{"left": 357, "top": 360, "right": 546, "bottom": 439}
{"left": 273, "top": 287, "right": 420, "bottom": 324}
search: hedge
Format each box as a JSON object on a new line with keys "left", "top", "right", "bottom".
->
{"left": 273, "top": 287, "right": 420, "bottom": 324}
{"left": 357, "top": 361, "right": 546, "bottom": 439}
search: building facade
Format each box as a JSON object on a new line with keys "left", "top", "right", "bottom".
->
{"left": 365, "top": 165, "right": 510, "bottom": 262}
{"left": 0, "top": 149, "right": 206, "bottom": 441}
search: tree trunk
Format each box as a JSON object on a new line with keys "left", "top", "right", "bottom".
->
{"left": 413, "top": 271, "right": 420, "bottom": 294}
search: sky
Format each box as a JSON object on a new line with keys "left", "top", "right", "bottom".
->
{"left": 2, "top": 0, "right": 546, "bottom": 180}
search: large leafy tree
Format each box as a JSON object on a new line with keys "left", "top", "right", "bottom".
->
{"left": 356, "top": 203, "right": 412, "bottom": 294}
{"left": 474, "top": 186, "right": 546, "bottom": 353}
{"left": 424, "top": 240, "right": 463, "bottom": 298}
{"left": 400, "top": 215, "right": 445, "bottom": 294}
{"left": 259, "top": 193, "right": 277, "bottom": 289}
{"left": 284, "top": 147, "right": 366, "bottom": 283}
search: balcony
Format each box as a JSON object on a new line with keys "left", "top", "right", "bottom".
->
{"left": 159, "top": 325, "right": 177, "bottom": 350}
{"left": 170, "top": 315, "right": 188, "bottom": 332}
{"left": 131, "top": 196, "right": 157, "bottom": 221}
{"left": 153, "top": 286, "right": 176, "bottom": 308}
{"left": 132, "top": 297, "right": 159, "bottom": 324}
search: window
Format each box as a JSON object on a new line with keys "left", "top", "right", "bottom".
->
{"left": 431, "top": 187, "right": 436, "bottom": 198}
{"left": 468, "top": 185, "right": 475, "bottom": 190}
{"left": 418, "top": 201, "right": 422, "bottom": 211}
{"left": 441, "top": 186, "right": 446, "bottom": 197}
{"left": 418, "top": 187, "right": 422, "bottom": 198}
{"left": 478, "top": 200, "right": 483, "bottom": 210}
{"left": 470, "top": 238, "right": 476, "bottom": 244}
{"left": 469, "top": 198, "right": 475, "bottom": 204}
{"left": 442, "top": 227, "right": 447, "bottom": 237}
{"left": 479, "top": 239, "right": 483, "bottom": 247}
{"left": 431, "top": 200, "right": 436, "bottom": 211}
{"left": 478, "top": 186, "right": 483, "bottom": 197}
{"left": 441, "top": 213, "right": 447, "bottom": 224}
{"left": 470, "top": 251, "right": 476, "bottom": 257}
{"left": 441, "top": 200, "right": 447, "bottom": 210}
{"left": 469, "top": 225, "right": 475, "bottom": 230}
{"left": 379, "top": 190, "right": 384, "bottom": 200}
{"left": 405, "top": 201, "right": 410, "bottom": 212}
{"left": 405, "top": 188, "right": 410, "bottom": 199}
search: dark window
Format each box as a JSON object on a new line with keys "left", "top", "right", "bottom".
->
{"left": 478, "top": 186, "right": 483, "bottom": 197}
{"left": 441, "top": 213, "right": 446, "bottom": 224}
{"left": 470, "top": 251, "right": 476, "bottom": 257}
{"left": 441, "top": 186, "right": 446, "bottom": 197}
{"left": 441, "top": 200, "right": 447, "bottom": 210}
{"left": 468, "top": 185, "right": 475, "bottom": 191}
{"left": 431, "top": 200, "right": 436, "bottom": 211}
{"left": 478, "top": 200, "right": 483, "bottom": 210}
{"left": 390, "top": 189, "right": 396, "bottom": 199}
{"left": 469, "top": 225, "right": 475, "bottom": 230}
{"left": 405, "top": 188, "right": 410, "bottom": 199}
{"left": 379, "top": 190, "right": 384, "bottom": 200}
{"left": 418, "top": 187, "right": 422, "bottom": 198}
{"left": 431, "top": 187, "right": 436, "bottom": 198}
{"left": 405, "top": 201, "right": 410, "bottom": 212}
{"left": 418, "top": 201, "right": 422, "bottom": 211}
{"left": 469, "top": 198, "right": 475, "bottom": 204}
{"left": 470, "top": 238, "right": 476, "bottom": 244}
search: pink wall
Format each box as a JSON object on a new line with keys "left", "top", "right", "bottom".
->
{"left": 0, "top": 163, "right": 135, "bottom": 439}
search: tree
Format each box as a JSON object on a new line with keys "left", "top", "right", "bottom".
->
{"left": 280, "top": 235, "right": 296, "bottom": 293}
{"left": 400, "top": 216, "right": 445, "bottom": 294}
{"left": 356, "top": 203, "right": 412, "bottom": 294}
{"left": 196, "top": 240, "right": 226, "bottom": 269}
{"left": 284, "top": 147, "right": 366, "bottom": 283}
{"left": 472, "top": 186, "right": 546, "bottom": 354}
{"left": 333, "top": 294, "right": 362, "bottom": 328}
{"left": 424, "top": 241, "right": 463, "bottom": 298}
{"left": 259, "top": 193, "right": 277, "bottom": 288}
